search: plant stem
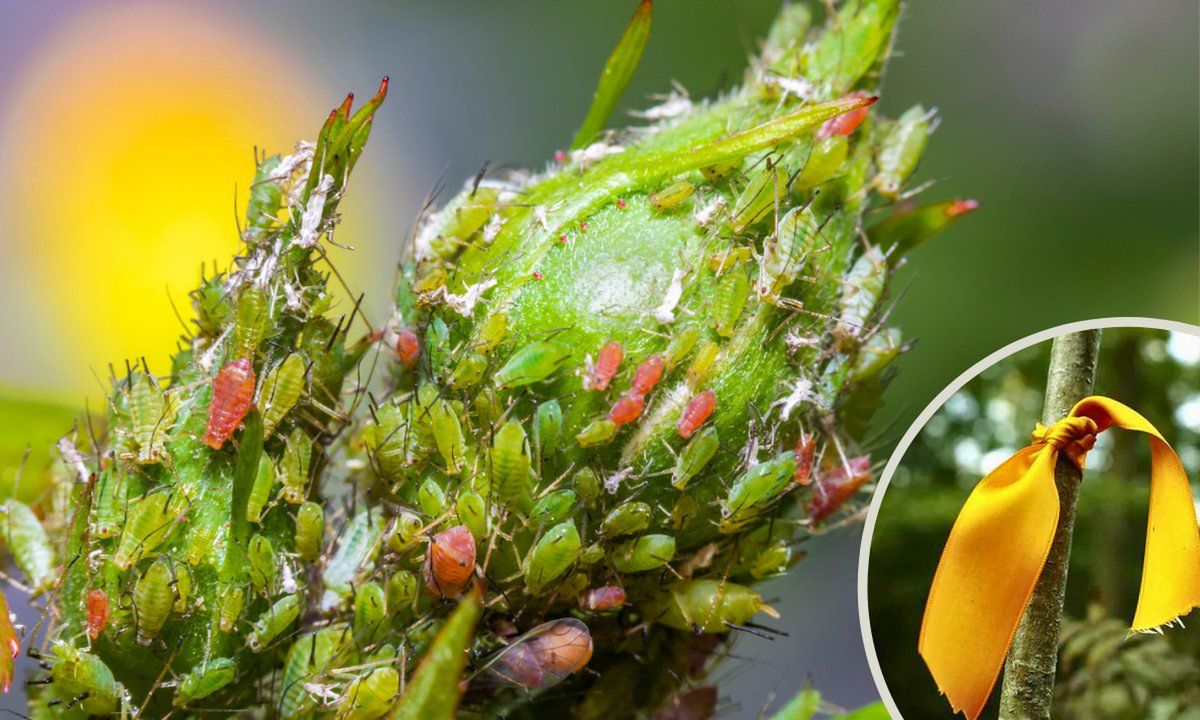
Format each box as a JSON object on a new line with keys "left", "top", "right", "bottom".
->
{"left": 998, "top": 329, "right": 1101, "bottom": 719}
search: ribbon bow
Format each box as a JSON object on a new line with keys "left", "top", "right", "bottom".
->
{"left": 918, "top": 396, "right": 1200, "bottom": 720}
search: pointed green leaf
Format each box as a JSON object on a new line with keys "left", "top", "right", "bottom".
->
{"left": 571, "top": 0, "right": 653, "bottom": 150}
{"left": 389, "top": 588, "right": 482, "bottom": 720}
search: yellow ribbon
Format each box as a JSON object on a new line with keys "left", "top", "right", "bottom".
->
{"left": 918, "top": 396, "right": 1200, "bottom": 720}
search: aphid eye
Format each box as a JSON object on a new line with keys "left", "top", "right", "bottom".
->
{"left": 676, "top": 390, "right": 716, "bottom": 439}
{"left": 588, "top": 341, "right": 624, "bottom": 391}
{"left": 524, "top": 521, "right": 581, "bottom": 595}
{"left": 423, "top": 525, "right": 476, "bottom": 600}
{"left": 86, "top": 589, "right": 108, "bottom": 640}
{"left": 629, "top": 355, "right": 665, "bottom": 397}
{"left": 204, "top": 358, "right": 256, "bottom": 450}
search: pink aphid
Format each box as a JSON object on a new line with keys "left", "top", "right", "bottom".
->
{"left": 676, "top": 390, "right": 716, "bottom": 439}
{"left": 945, "top": 198, "right": 981, "bottom": 218}
{"left": 578, "top": 585, "right": 626, "bottom": 612}
{"left": 395, "top": 330, "right": 420, "bottom": 369}
{"left": 590, "top": 341, "right": 623, "bottom": 391}
{"left": 794, "top": 435, "right": 817, "bottom": 486}
{"left": 810, "top": 455, "right": 871, "bottom": 525}
{"left": 423, "top": 525, "right": 476, "bottom": 600}
{"left": 608, "top": 394, "right": 645, "bottom": 426}
{"left": 204, "top": 358, "right": 256, "bottom": 450}
{"left": 818, "top": 91, "right": 876, "bottom": 138}
{"left": 630, "top": 355, "right": 665, "bottom": 398}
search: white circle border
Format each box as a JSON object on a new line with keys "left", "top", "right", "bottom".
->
{"left": 857, "top": 316, "right": 1200, "bottom": 718}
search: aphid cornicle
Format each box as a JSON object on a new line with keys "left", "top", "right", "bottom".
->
{"left": 483, "top": 618, "right": 593, "bottom": 690}
{"left": 249, "top": 593, "right": 302, "bottom": 650}
{"left": 48, "top": 645, "right": 120, "bottom": 715}
{"left": 86, "top": 589, "right": 108, "bottom": 640}
{"left": 246, "top": 454, "right": 275, "bottom": 523}
{"left": 134, "top": 560, "right": 173, "bottom": 643}
{"left": 489, "top": 418, "right": 532, "bottom": 501}
{"left": 248, "top": 534, "right": 278, "bottom": 594}
{"left": 278, "top": 428, "right": 314, "bottom": 504}
{"left": 113, "top": 491, "right": 175, "bottom": 570}
{"left": 588, "top": 340, "right": 623, "bottom": 391}
{"left": 676, "top": 389, "right": 716, "bottom": 438}
{"left": 610, "top": 534, "right": 676, "bottom": 573}
{"left": 655, "top": 579, "right": 768, "bottom": 633}
{"left": 524, "top": 521, "right": 580, "bottom": 595}
{"left": 218, "top": 586, "right": 245, "bottom": 633}
{"left": 175, "top": 658, "right": 236, "bottom": 706}
{"left": 600, "top": 502, "right": 651, "bottom": 537}
{"left": 204, "top": 357, "right": 256, "bottom": 450}
{"left": 423, "top": 525, "right": 476, "bottom": 600}
{"left": 712, "top": 263, "right": 751, "bottom": 338}
{"left": 1, "top": 500, "right": 56, "bottom": 592}
{"left": 258, "top": 353, "right": 305, "bottom": 436}
{"left": 648, "top": 180, "right": 695, "bottom": 213}
{"left": 295, "top": 501, "right": 324, "bottom": 561}
{"left": 339, "top": 667, "right": 399, "bottom": 720}
{"left": 720, "top": 451, "right": 797, "bottom": 533}
{"left": 672, "top": 426, "right": 719, "bottom": 490}
{"left": 493, "top": 341, "right": 572, "bottom": 389}
{"left": 578, "top": 586, "right": 626, "bottom": 612}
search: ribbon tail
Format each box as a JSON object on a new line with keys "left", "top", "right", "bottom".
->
{"left": 918, "top": 446, "right": 1060, "bottom": 719}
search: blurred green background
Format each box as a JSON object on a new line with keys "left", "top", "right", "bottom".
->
{"left": 0, "top": 0, "right": 1195, "bottom": 715}
{"left": 869, "top": 328, "right": 1200, "bottom": 718}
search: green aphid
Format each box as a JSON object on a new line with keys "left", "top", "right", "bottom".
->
{"left": 113, "top": 491, "right": 176, "bottom": 570}
{"left": 493, "top": 342, "right": 572, "bottom": 389}
{"left": 134, "top": 560, "right": 173, "bottom": 643}
{"left": 836, "top": 244, "right": 887, "bottom": 348}
{"left": 368, "top": 402, "right": 411, "bottom": 482}
{"left": 233, "top": 286, "right": 270, "bottom": 360}
{"left": 448, "top": 353, "right": 488, "bottom": 389}
{"left": 455, "top": 490, "right": 490, "bottom": 539}
{"left": 719, "top": 452, "right": 797, "bottom": 533}
{"left": 489, "top": 419, "right": 532, "bottom": 501}
{"left": 296, "top": 501, "right": 324, "bottom": 562}
{"left": 759, "top": 203, "right": 820, "bottom": 304}
{"left": 686, "top": 341, "right": 721, "bottom": 388}
{"left": 600, "top": 502, "right": 652, "bottom": 537}
{"left": 249, "top": 593, "right": 302, "bottom": 651}
{"left": 1, "top": 500, "right": 56, "bottom": 592}
{"left": 573, "top": 467, "right": 601, "bottom": 505}
{"left": 175, "top": 658, "right": 236, "bottom": 706}
{"left": 648, "top": 180, "right": 695, "bottom": 213}
{"left": 534, "top": 399, "right": 563, "bottom": 461}
{"left": 877, "top": 105, "right": 931, "bottom": 199}
{"left": 91, "top": 467, "right": 127, "bottom": 539}
{"left": 711, "top": 263, "right": 751, "bottom": 338}
{"left": 218, "top": 586, "right": 245, "bottom": 632}
{"left": 751, "top": 541, "right": 792, "bottom": 580}
{"left": 576, "top": 418, "right": 617, "bottom": 447}
{"left": 425, "top": 318, "right": 451, "bottom": 376}
{"left": 353, "top": 581, "right": 388, "bottom": 645}
{"left": 48, "top": 645, "right": 120, "bottom": 715}
{"left": 708, "top": 245, "right": 753, "bottom": 274}
{"left": 871, "top": 198, "right": 979, "bottom": 259}
{"left": 671, "top": 494, "right": 700, "bottom": 531}
{"left": 245, "top": 155, "right": 284, "bottom": 240}
{"left": 475, "top": 312, "right": 509, "bottom": 353}
{"left": 654, "top": 579, "right": 766, "bottom": 633}
{"left": 579, "top": 543, "right": 605, "bottom": 566}
{"left": 672, "top": 426, "right": 719, "bottom": 490}
{"left": 128, "top": 373, "right": 176, "bottom": 464}
{"left": 281, "top": 626, "right": 351, "bottom": 719}
{"left": 338, "top": 667, "right": 399, "bottom": 720}
{"left": 728, "top": 161, "right": 789, "bottom": 234}
{"left": 524, "top": 521, "right": 580, "bottom": 594}
{"left": 246, "top": 454, "right": 275, "bottom": 524}
{"left": 171, "top": 562, "right": 193, "bottom": 613}
{"left": 417, "top": 476, "right": 447, "bottom": 517}
{"left": 278, "top": 428, "right": 314, "bottom": 504}
{"left": 184, "top": 515, "right": 220, "bottom": 566}
{"left": 259, "top": 353, "right": 306, "bottom": 436}
{"left": 386, "top": 571, "right": 419, "bottom": 620}
{"left": 700, "top": 157, "right": 741, "bottom": 183}
{"left": 387, "top": 512, "right": 425, "bottom": 553}
{"left": 664, "top": 326, "right": 700, "bottom": 369}
{"left": 610, "top": 534, "right": 675, "bottom": 573}
{"left": 191, "top": 274, "right": 233, "bottom": 338}
{"left": 529, "top": 489, "right": 577, "bottom": 528}
{"left": 248, "top": 534, "right": 277, "bottom": 594}
{"left": 428, "top": 397, "right": 467, "bottom": 472}
{"left": 794, "top": 135, "right": 848, "bottom": 190}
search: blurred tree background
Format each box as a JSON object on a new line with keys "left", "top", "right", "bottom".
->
{"left": 869, "top": 328, "right": 1200, "bottom": 719}
{"left": 0, "top": 0, "right": 1196, "bottom": 715}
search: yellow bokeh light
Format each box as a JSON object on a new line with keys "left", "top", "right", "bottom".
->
{"left": 0, "top": 3, "right": 323, "bottom": 396}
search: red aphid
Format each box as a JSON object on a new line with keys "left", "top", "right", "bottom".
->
{"left": 819, "top": 91, "right": 875, "bottom": 138}
{"left": 676, "top": 390, "right": 716, "bottom": 439}
{"left": 87, "top": 589, "right": 108, "bottom": 640}
{"left": 630, "top": 355, "right": 665, "bottom": 397}
{"left": 554, "top": 149, "right": 567, "bottom": 164}
{"left": 608, "top": 394, "right": 645, "bottom": 426}
{"left": 395, "top": 329, "right": 420, "bottom": 369}
{"left": 794, "top": 434, "right": 817, "bottom": 485}
{"left": 945, "top": 198, "right": 981, "bottom": 218}
{"left": 423, "top": 525, "right": 476, "bottom": 599}
{"left": 810, "top": 455, "right": 872, "bottom": 525}
{"left": 203, "top": 358, "right": 256, "bottom": 450}
{"left": 616, "top": 198, "right": 627, "bottom": 209}
{"left": 580, "top": 222, "right": 588, "bottom": 232}
{"left": 533, "top": 271, "right": 544, "bottom": 280}
{"left": 590, "top": 341, "right": 623, "bottom": 391}
{"left": 578, "top": 585, "right": 626, "bottom": 612}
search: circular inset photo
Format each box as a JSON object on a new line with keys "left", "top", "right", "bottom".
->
{"left": 860, "top": 319, "right": 1200, "bottom": 720}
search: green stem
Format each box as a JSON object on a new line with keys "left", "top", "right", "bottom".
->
{"left": 998, "top": 329, "right": 1101, "bottom": 719}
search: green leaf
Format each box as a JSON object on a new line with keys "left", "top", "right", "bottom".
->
{"left": 389, "top": 588, "right": 482, "bottom": 720}
{"left": 571, "top": 0, "right": 653, "bottom": 150}
{"left": 834, "top": 702, "right": 892, "bottom": 720}
{"left": 0, "top": 387, "right": 79, "bottom": 503}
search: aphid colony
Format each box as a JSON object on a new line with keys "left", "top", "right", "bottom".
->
{"left": 4, "top": 1, "right": 974, "bottom": 718}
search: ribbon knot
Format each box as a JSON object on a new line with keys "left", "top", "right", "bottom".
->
{"left": 1031, "top": 415, "right": 1098, "bottom": 468}
{"left": 919, "top": 396, "right": 1200, "bottom": 720}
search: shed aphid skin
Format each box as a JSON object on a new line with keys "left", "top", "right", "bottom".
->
{"left": 1, "top": 500, "right": 56, "bottom": 593}
{"left": 204, "top": 357, "right": 256, "bottom": 449}
{"left": 21, "top": 1, "right": 970, "bottom": 716}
